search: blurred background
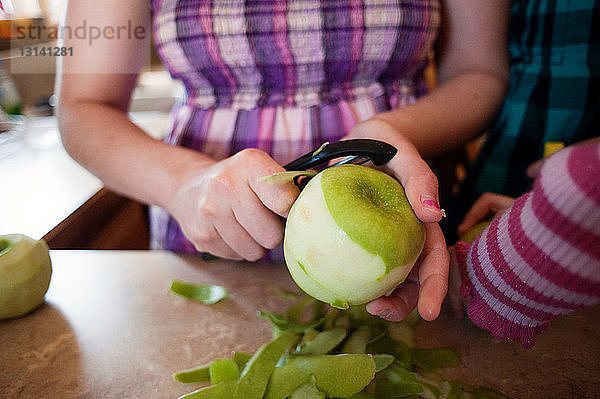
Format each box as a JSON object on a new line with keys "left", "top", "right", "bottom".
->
{"left": 0, "top": 0, "right": 183, "bottom": 250}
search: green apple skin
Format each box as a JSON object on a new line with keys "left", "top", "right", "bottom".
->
{"left": 0, "top": 234, "right": 52, "bottom": 319}
{"left": 284, "top": 165, "right": 425, "bottom": 309}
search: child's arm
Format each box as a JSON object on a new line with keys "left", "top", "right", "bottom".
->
{"left": 455, "top": 141, "right": 600, "bottom": 348}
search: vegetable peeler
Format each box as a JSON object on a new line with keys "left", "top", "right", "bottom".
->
{"left": 283, "top": 139, "right": 397, "bottom": 189}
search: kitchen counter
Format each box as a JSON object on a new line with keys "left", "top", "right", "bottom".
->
{"left": 1, "top": 251, "right": 600, "bottom": 398}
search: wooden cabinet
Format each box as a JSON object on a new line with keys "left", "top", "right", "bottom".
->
{"left": 43, "top": 189, "right": 150, "bottom": 250}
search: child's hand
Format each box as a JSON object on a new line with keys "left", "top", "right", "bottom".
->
{"left": 167, "top": 149, "right": 300, "bottom": 261}
{"left": 457, "top": 192, "right": 514, "bottom": 237}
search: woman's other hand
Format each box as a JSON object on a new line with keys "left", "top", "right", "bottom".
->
{"left": 167, "top": 149, "right": 300, "bottom": 261}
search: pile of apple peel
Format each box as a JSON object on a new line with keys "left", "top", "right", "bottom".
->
{"left": 172, "top": 291, "right": 512, "bottom": 399}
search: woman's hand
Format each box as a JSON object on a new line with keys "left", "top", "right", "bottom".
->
{"left": 347, "top": 119, "right": 449, "bottom": 321}
{"left": 366, "top": 222, "right": 449, "bottom": 321}
{"left": 167, "top": 149, "right": 300, "bottom": 261}
{"left": 347, "top": 119, "right": 446, "bottom": 223}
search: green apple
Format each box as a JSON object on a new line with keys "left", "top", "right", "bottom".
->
{"left": 458, "top": 220, "right": 491, "bottom": 243}
{"left": 284, "top": 165, "right": 425, "bottom": 309}
{"left": 0, "top": 234, "right": 52, "bottom": 319}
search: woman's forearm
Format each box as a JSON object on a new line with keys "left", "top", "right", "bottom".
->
{"left": 58, "top": 101, "right": 215, "bottom": 209}
{"left": 370, "top": 0, "right": 510, "bottom": 157}
{"left": 373, "top": 71, "right": 507, "bottom": 157}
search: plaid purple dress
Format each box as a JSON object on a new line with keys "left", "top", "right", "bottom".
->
{"left": 149, "top": 0, "right": 441, "bottom": 254}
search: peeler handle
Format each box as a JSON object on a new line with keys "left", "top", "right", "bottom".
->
{"left": 283, "top": 139, "right": 397, "bottom": 171}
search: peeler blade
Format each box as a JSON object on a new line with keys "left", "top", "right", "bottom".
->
{"left": 283, "top": 139, "right": 397, "bottom": 172}
{"left": 283, "top": 139, "right": 397, "bottom": 189}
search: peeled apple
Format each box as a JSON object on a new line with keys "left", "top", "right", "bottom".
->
{"left": 0, "top": 234, "right": 52, "bottom": 319}
{"left": 283, "top": 165, "right": 426, "bottom": 309}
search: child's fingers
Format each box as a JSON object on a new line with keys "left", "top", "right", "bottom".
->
{"left": 526, "top": 158, "right": 545, "bottom": 179}
{"left": 458, "top": 192, "right": 513, "bottom": 235}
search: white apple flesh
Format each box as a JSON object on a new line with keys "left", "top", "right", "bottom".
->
{"left": 0, "top": 234, "right": 52, "bottom": 319}
{"left": 284, "top": 165, "right": 425, "bottom": 309}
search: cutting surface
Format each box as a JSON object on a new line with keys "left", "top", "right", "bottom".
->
{"left": 1, "top": 250, "right": 599, "bottom": 398}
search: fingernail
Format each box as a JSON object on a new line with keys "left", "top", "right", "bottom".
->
{"left": 421, "top": 195, "right": 446, "bottom": 217}
{"left": 377, "top": 308, "right": 396, "bottom": 320}
{"left": 422, "top": 198, "right": 440, "bottom": 210}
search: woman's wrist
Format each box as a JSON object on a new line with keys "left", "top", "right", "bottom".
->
{"left": 348, "top": 117, "right": 415, "bottom": 170}
{"left": 157, "top": 146, "right": 217, "bottom": 211}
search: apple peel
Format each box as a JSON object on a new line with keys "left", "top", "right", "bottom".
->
{"left": 258, "top": 171, "right": 318, "bottom": 185}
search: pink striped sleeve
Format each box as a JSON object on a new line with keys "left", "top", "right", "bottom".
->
{"left": 455, "top": 141, "right": 600, "bottom": 348}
